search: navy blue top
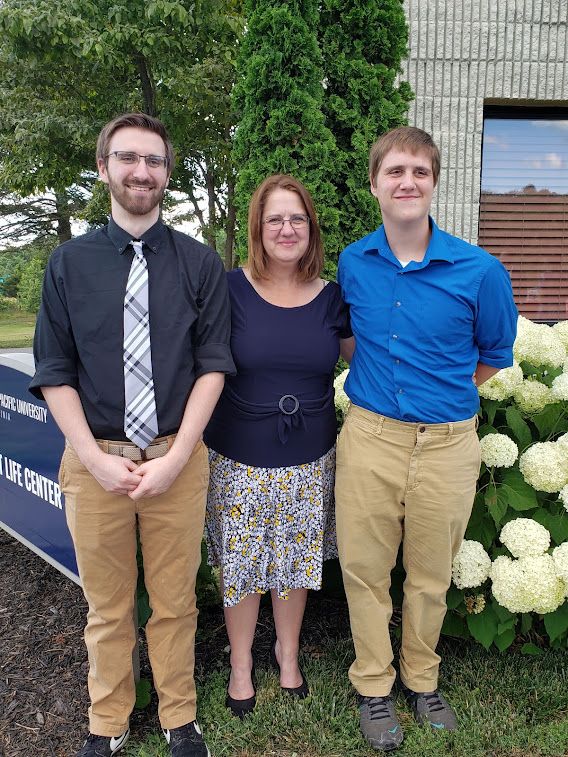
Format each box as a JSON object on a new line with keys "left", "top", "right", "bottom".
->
{"left": 338, "top": 218, "right": 517, "bottom": 423}
{"left": 204, "top": 268, "right": 351, "bottom": 467}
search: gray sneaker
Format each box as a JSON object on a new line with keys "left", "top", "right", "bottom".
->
{"left": 359, "top": 695, "right": 404, "bottom": 751}
{"left": 402, "top": 687, "right": 457, "bottom": 730}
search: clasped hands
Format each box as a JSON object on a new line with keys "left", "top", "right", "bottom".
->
{"left": 86, "top": 449, "right": 187, "bottom": 499}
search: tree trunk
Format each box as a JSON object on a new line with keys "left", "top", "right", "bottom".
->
{"left": 55, "top": 193, "right": 72, "bottom": 244}
{"left": 134, "top": 53, "right": 156, "bottom": 116}
{"left": 224, "top": 176, "right": 236, "bottom": 270}
{"left": 205, "top": 167, "right": 217, "bottom": 250}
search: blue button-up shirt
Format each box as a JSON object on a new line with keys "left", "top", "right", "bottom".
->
{"left": 338, "top": 219, "right": 517, "bottom": 423}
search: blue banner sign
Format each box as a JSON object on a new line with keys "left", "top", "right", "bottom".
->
{"left": 0, "top": 354, "right": 78, "bottom": 582}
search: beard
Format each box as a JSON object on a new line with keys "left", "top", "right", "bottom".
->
{"left": 107, "top": 174, "right": 167, "bottom": 217}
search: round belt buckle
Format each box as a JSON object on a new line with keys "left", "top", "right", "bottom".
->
{"left": 278, "top": 394, "right": 300, "bottom": 415}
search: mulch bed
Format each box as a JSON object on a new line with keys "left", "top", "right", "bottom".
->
{"left": 0, "top": 529, "right": 354, "bottom": 757}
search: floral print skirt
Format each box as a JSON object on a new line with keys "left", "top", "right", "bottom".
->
{"left": 205, "top": 446, "right": 338, "bottom": 607}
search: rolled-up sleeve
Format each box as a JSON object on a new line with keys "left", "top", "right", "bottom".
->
{"left": 29, "top": 251, "right": 79, "bottom": 399}
{"left": 475, "top": 258, "right": 518, "bottom": 368}
{"left": 193, "top": 253, "right": 236, "bottom": 378}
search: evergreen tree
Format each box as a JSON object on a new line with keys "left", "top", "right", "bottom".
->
{"left": 320, "top": 0, "right": 413, "bottom": 257}
{"left": 232, "top": 0, "right": 340, "bottom": 267}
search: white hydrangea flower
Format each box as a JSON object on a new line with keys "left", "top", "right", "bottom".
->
{"left": 556, "top": 433, "right": 568, "bottom": 452}
{"left": 491, "top": 554, "right": 566, "bottom": 614}
{"left": 564, "top": 357, "right": 568, "bottom": 374}
{"left": 513, "top": 380, "right": 553, "bottom": 413}
{"left": 513, "top": 316, "right": 566, "bottom": 369}
{"left": 479, "top": 433, "right": 518, "bottom": 468}
{"left": 552, "top": 320, "right": 568, "bottom": 350}
{"left": 499, "top": 518, "right": 550, "bottom": 558}
{"left": 551, "top": 373, "right": 568, "bottom": 401}
{"left": 552, "top": 542, "right": 568, "bottom": 586}
{"left": 452, "top": 540, "right": 492, "bottom": 589}
{"left": 559, "top": 485, "right": 568, "bottom": 512}
{"left": 490, "top": 555, "right": 532, "bottom": 613}
{"left": 519, "top": 442, "right": 568, "bottom": 493}
{"left": 334, "top": 368, "right": 350, "bottom": 415}
{"left": 477, "top": 361, "right": 524, "bottom": 401}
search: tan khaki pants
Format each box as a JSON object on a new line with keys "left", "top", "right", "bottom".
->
{"left": 60, "top": 439, "right": 209, "bottom": 736}
{"left": 335, "top": 405, "right": 480, "bottom": 696}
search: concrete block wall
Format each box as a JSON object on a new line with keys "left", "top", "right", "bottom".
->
{"left": 401, "top": 0, "right": 568, "bottom": 243}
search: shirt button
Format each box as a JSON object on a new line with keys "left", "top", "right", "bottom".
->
{"left": 395, "top": 359, "right": 400, "bottom": 364}
{"left": 393, "top": 334, "right": 398, "bottom": 339}
{"left": 395, "top": 301, "right": 401, "bottom": 307}
{"left": 398, "top": 388, "right": 404, "bottom": 394}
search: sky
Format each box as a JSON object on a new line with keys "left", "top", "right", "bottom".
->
{"left": 481, "top": 118, "right": 568, "bottom": 194}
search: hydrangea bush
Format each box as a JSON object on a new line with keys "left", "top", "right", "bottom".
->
{"left": 334, "top": 317, "right": 568, "bottom": 652}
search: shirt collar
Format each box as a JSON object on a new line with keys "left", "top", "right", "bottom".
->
{"left": 107, "top": 216, "right": 169, "bottom": 255}
{"left": 362, "top": 217, "right": 455, "bottom": 266}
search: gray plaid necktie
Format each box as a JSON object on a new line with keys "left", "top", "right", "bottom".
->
{"left": 123, "top": 240, "right": 158, "bottom": 449}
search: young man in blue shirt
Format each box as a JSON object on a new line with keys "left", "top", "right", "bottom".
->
{"left": 335, "top": 127, "right": 517, "bottom": 751}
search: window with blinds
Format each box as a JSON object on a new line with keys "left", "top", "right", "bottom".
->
{"left": 478, "top": 107, "right": 568, "bottom": 324}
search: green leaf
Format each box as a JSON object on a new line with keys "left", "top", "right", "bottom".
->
{"left": 533, "top": 403, "right": 568, "bottom": 437}
{"left": 543, "top": 604, "right": 568, "bottom": 642}
{"left": 494, "top": 628, "right": 516, "bottom": 651}
{"left": 499, "top": 468, "right": 538, "bottom": 511}
{"left": 485, "top": 485, "right": 509, "bottom": 526}
{"left": 544, "top": 514, "right": 568, "bottom": 546}
{"left": 441, "top": 611, "right": 469, "bottom": 639}
{"left": 467, "top": 604, "right": 499, "bottom": 649}
{"left": 480, "top": 400, "right": 500, "bottom": 425}
{"left": 521, "top": 642, "right": 544, "bottom": 656}
{"left": 465, "top": 509, "right": 497, "bottom": 549}
{"left": 135, "top": 678, "right": 152, "bottom": 709}
{"left": 478, "top": 423, "right": 498, "bottom": 439}
{"left": 497, "top": 619, "right": 516, "bottom": 634}
{"left": 505, "top": 406, "right": 533, "bottom": 450}
{"left": 446, "top": 585, "right": 464, "bottom": 610}
{"left": 531, "top": 509, "right": 568, "bottom": 544}
{"left": 492, "top": 602, "right": 515, "bottom": 624}
{"left": 520, "top": 613, "right": 533, "bottom": 634}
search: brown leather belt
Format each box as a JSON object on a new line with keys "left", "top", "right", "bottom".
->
{"left": 97, "top": 436, "right": 173, "bottom": 461}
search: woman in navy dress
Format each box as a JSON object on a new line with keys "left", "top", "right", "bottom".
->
{"left": 204, "top": 175, "right": 353, "bottom": 717}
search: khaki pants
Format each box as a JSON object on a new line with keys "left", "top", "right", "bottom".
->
{"left": 60, "top": 438, "right": 209, "bottom": 736}
{"left": 335, "top": 405, "right": 480, "bottom": 696}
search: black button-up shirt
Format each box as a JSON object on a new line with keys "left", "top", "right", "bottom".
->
{"left": 30, "top": 218, "right": 235, "bottom": 440}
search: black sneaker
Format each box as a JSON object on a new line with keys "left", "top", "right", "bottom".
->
{"left": 359, "top": 695, "right": 404, "bottom": 751}
{"left": 163, "top": 721, "right": 211, "bottom": 757}
{"left": 402, "top": 686, "right": 457, "bottom": 730}
{"left": 76, "top": 730, "right": 129, "bottom": 756}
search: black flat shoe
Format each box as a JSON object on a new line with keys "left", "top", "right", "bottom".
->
{"left": 225, "top": 666, "right": 256, "bottom": 719}
{"left": 270, "top": 639, "right": 309, "bottom": 699}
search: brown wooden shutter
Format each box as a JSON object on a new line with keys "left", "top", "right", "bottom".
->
{"left": 478, "top": 192, "right": 568, "bottom": 323}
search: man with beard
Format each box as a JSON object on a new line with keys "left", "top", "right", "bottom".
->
{"left": 30, "top": 113, "right": 235, "bottom": 757}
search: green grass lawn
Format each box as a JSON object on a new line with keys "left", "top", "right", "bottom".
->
{"left": 0, "top": 306, "right": 36, "bottom": 347}
{"left": 122, "top": 635, "right": 567, "bottom": 757}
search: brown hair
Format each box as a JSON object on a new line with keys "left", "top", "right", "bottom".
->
{"left": 247, "top": 175, "right": 323, "bottom": 282}
{"left": 369, "top": 126, "right": 440, "bottom": 187}
{"left": 96, "top": 112, "right": 174, "bottom": 171}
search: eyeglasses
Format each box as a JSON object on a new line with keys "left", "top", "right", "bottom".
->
{"left": 263, "top": 214, "right": 310, "bottom": 230}
{"left": 106, "top": 151, "right": 168, "bottom": 170}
